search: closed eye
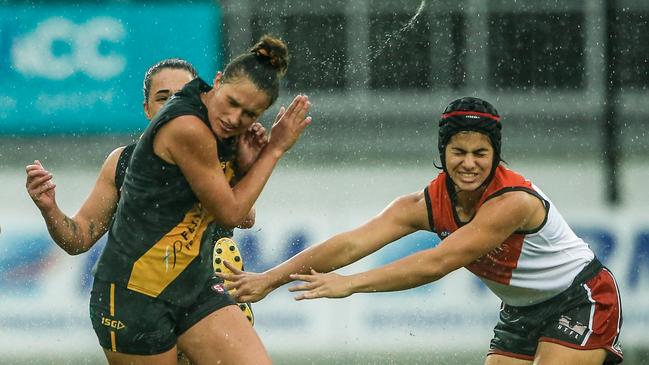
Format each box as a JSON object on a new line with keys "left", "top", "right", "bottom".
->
{"left": 153, "top": 90, "right": 172, "bottom": 103}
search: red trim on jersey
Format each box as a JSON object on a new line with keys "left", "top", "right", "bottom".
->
{"left": 441, "top": 110, "right": 501, "bottom": 121}
{"left": 426, "top": 165, "right": 532, "bottom": 285}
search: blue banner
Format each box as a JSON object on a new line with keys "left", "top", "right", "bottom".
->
{"left": 0, "top": 3, "right": 220, "bottom": 135}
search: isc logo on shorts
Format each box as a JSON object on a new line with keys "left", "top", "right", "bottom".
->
{"left": 101, "top": 317, "right": 126, "bottom": 330}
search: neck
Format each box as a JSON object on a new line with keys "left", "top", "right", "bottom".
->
{"left": 454, "top": 185, "right": 486, "bottom": 210}
{"left": 199, "top": 89, "right": 212, "bottom": 106}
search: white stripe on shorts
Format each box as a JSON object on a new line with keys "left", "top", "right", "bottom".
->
{"left": 580, "top": 283, "right": 596, "bottom": 346}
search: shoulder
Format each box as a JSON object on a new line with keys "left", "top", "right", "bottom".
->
{"left": 492, "top": 165, "right": 532, "bottom": 188}
{"left": 107, "top": 145, "right": 126, "bottom": 160}
{"left": 385, "top": 191, "right": 430, "bottom": 230}
{"left": 479, "top": 190, "right": 545, "bottom": 230}
{"left": 396, "top": 190, "right": 427, "bottom": 205}
{"left": 484, "top": 190, "right": 539, "bottom": 212}
{"left": 161, "top": 115, "right": 212, "bottom": 140}
{"left": 103, "top": 146, "right": 127, "bottom": 177}
{"left": 158, "top": 116, "right": 218, "bottom": 164}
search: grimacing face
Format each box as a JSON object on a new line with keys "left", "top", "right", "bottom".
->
{"left": 202, "top": 73, "right": 270, "bottom": 140}
{"left": 143, "top": 68, "right": 195, "bottom": 120}
{"left": 444, "top": 131, "right": 494, "bottom": 192}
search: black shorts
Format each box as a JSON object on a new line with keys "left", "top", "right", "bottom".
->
{"left": 489, "top": 259, "right": 623, "bottom": 364}
{"left": 89, "top": 275, "right": 235, "bottom": 355}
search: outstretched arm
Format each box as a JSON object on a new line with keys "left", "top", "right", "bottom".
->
{"left": 220, "top": 190, "right": 431, "bottom": 302}
{"left": 289, "top": 191, "right": 545, "bottom": 300}
{"left": 26, "top": 148, "right": 123, "bottom": 255}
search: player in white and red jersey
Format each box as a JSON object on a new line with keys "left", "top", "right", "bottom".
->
{"left": 220, "top": 97, "right": 623, "bottom": 364}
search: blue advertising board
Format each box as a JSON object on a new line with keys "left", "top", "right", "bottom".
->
{"left": 0, "top": 3, "right": 220, "bottom": 135}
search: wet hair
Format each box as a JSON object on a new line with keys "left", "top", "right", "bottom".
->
{"left": 221, "top": 35, "right": 289, "bottom": 106}
{"left": 143, "top": 58, "right": 198, "bottom": 102}
{"left": 437, "top": 97, "right": 502, "bottom": 180}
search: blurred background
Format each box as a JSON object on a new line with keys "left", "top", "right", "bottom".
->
{"left": 1, "top": 0, "right": 648, "bottom": 364}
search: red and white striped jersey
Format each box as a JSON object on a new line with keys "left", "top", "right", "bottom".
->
{"left": 425, "top": 165, "right": 594, "bottom": 306}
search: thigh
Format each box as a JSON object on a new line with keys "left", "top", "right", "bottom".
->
{"left": 89, "top": 280, "right": 177, "bottom": 355}
{"left": 103, "top": 346, "right": 178, "bottom": 365}
{"left": 177, "top": 305, "right": 271, "bottom": 365}
{"left": 538, "top": 268, "right": 623, "bottom": 364}
{"left": 175, "top": 274, "right": 236, "bottom": 335}
{"left": 533, "top": 341, "right": 606, "bottom": 365}
{"left": 484, "top": 354, "right": 532, "bottom": 365}
{"left": 488, "top": 303, "right": 543, "bottom": 361}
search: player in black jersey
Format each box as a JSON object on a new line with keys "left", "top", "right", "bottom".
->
{"left": 26, "top": 57, "right": 267, "bottom": 364}
{"left": 26, "top": 58, "right": 264, "bottom": 252}
{"left": 30, "top": 35, "right": 310, "bottom": 365}
{"left": 26, "top": 59, "right": 199, "bottom": 255}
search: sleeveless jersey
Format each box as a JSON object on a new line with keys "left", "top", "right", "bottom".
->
{"left": 94, "top": 78, "right": 236, "bottom": 306}
{"left": 425, "top": 165, "right": 594, "bottom": 306}
{"left": 115, "top": 142, "right": 135, "bottom": 198}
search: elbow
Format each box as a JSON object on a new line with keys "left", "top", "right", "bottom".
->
{"left": 414, "top": 254, "right": 454, "bottom": 283}
{"left": 433, "top": 256, "right": 460, "bottom": 280}
{"left": 65, "top": 245, "right": 90, "bottom": 256}
{"left": 236, "top": 209, "right": 255, "bottom": 229}
{"left": 207, "top": 203, "right": 255, "bottom": 230}
{"left": 210, "top": 214, "right": 244, "bottom": 231}
{"left": 428, "top": 266, "right": 448, "bottom": 282}
{"left": 412, "top": 266, "right": 446, "bottom": 285}
{"left": 237, "top": 217, "right": 255, "bottom": 229}
{"left": 212, "top": 219, "right": 238, "bottom": 231}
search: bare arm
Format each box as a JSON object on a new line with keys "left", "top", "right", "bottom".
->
{"left": 26, "top": 148, "right": 123, "bottom": 255}
{"left": 233, "top": 120, "right": 273, "bottom": 229}
{"left": 290, "top": 191, "right": 546, "bottom": 300}
{"left": 237, "top": 208, "right": 256, "bottom": 229}
{"left": 221, "top": 190, "right": 431, "bottom": 302}
{"left": 157, "top": 95, "right": 310, "bottom": 228}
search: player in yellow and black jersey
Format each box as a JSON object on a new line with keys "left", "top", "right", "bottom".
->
{"left": 90, "top": 35, "right": 311, "bottom": 365}
{"left": 27, "top": 58, "right": 261, "bottom": 365}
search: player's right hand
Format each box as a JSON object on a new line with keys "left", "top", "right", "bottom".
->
{"left": 216, "top": 261, "right": 275, "bottom": 303}
{"left": 267, "top": 94, "right": 312, "bottom": 154}
{"left": 25, "top": 160, "right": 57, "bottom": 212}
{"left": 236, "top": 121, "right": 269, "bottom": 174}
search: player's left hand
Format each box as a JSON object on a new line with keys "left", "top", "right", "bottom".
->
{"left": 236, "top": 121, "right": 269, "bottom": 174}
{"left": 288, "top": 269, "right": 353, "bottom": 300}
{"left": 25, "top": 160, "right": 58, "bottom": 213}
